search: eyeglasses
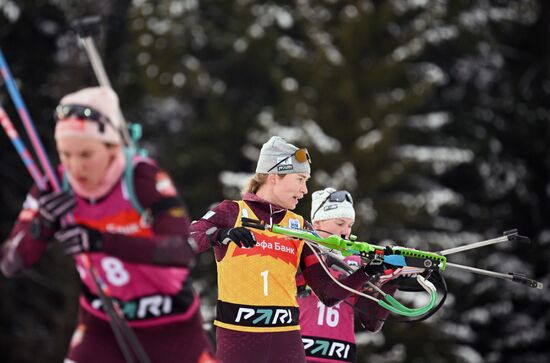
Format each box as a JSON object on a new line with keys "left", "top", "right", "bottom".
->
{"left": 267, "top": 148, "right": 311, "bottom": 173}
{"left": 54, "top": 104, "right": 113, "bottom": 132}
{"left": 312, "top": 190, "right": 353, "bottom": 220}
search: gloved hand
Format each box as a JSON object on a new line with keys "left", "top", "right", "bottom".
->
{"left": 32, "top": 190, "right": 76, "bottom": 239}
{"left": 362, "top": 261, "right": 386, "bottom": 277}
{"left": 361, "top": 261, "right": 387, "bottom": 294}
{"left": 216, "top": 227, "right": 257, "bottom": 248}
{"left": 54, "top": 225, "right": 102, "bottom": 255}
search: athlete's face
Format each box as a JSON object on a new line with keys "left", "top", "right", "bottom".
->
{"left": 270, "top": 173, "right": 310, "bottom": 210}
{"left": 314, "top": 218, "right": 354, "bottom": 239}
{"left": 57, "top": 136, "right": 119, "bottom": 191}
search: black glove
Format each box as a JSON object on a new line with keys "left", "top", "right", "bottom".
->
{"left": 32, "top": 190, "right": 76, "bottom": 239}
{"left": 54, "top": 225, "right": 102, "bottom": 255}
{"left": 362, "top": 260, "right": 386, "bottom": 277}
{"left": 216, "top": 227, "right": 257, "bottom": 248}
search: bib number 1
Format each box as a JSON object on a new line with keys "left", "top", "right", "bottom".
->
{"left": 260, "top": 270, "right": 269, "bottom": 296}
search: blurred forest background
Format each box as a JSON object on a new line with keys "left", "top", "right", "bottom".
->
{"left": 1, "top": 0, "right": 549, "bottom": 362}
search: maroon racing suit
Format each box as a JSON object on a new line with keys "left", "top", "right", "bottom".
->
{"left": 1, "top": 160, "right": 216, "bottom": 363}
{"left": 190, "top": 192, "right": 389, "bottom": 363}
{"left": 296, "top": 271, "right": 397, "bottom": 363}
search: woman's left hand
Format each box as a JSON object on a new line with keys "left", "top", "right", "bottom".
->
{"left": 54, "top": 224, "right": 102, "bottom": 255}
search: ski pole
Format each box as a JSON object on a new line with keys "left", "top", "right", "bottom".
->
{"left": 0, "top": 48, "right": 60, "bottom": 191}
{"left": 71, "top": 16, "right": 133, "bottom": 147}
{"left": 0, "top": 106, "right": 46, "bottom": 190}
{"left": 0, "top": 50, "right": 150, "bottom": 363}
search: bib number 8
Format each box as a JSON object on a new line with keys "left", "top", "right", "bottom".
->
{"left": 101, "top": 257, "right": 130, "bottom": 286}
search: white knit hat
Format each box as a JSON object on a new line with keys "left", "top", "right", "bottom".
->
{"left": 255, "top": 136, "right": 311, "bottom": 174}
{"left": 54, "top": 86, "right": 121, "bottom": 144}
{"left": 311, "top": 187, "right": 355, "bottom": 222}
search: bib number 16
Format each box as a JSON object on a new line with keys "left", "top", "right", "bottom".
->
{"left": 317, "top": 301, "right": 340, "bottom": 327}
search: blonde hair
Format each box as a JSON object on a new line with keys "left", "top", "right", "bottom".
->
{"left": 242, "top": 173, "right": 285, "bottom": 195}
{"left": 242, "top": 173, "right": 268, "bottom": 195}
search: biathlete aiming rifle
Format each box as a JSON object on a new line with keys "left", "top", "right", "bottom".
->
{"left": 241, "top": 217, "right": 543, "bottom": 319}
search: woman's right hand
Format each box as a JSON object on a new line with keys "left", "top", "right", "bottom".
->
{"left": 216, "top": 227, "right": 257, "bottom": 248}
{"left": 31, "top": 190, "right": 76, "bottom": 239}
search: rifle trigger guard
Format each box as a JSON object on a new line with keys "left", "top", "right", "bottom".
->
{"left": 369, "top": 255, "right": 384, "bottom": 266}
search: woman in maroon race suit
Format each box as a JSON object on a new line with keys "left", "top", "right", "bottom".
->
{"left": 1, "top": 87, "right": 216, "bottom": 363}
{"left": 190, "top": 136, "right": 386, "bottom": 363}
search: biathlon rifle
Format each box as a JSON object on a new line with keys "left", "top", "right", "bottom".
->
{"left": 241, "top": 217, "right": 543, "bottom": 318}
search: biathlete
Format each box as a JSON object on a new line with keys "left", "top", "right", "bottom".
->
{"left": 190, "top": 136, "right": 382, "bottom": 363}
{"left": 297, "top": 187, "right": 398, "bottom": 363}
{"left": 0, "top": 87, "right": 216, "bottom": 363}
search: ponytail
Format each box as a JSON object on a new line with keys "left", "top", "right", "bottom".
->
{"left": 242, "top": 173, "right": 268, "bottom": 195}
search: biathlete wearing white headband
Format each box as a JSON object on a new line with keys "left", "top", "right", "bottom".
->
{"left": 55, "top": 86, "right": 122, "bottom": 145}
{"left": 1, "top": 86, "right": 215, "bottom": 362}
